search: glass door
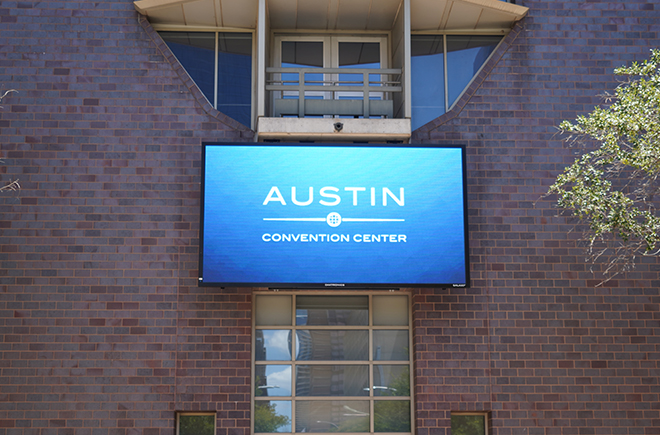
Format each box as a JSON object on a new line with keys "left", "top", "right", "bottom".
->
{"left": 276, "top": 36, "right": 331, "bottom": 104}
{"left": 333, "top": 37, "right": 387, "bottom": 103}
{"left": 272, "top": 35, "right": 388, "bottom": 117}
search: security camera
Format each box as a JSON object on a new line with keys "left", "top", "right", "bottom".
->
{"left": 334, "top": 122, "right": 343, "bottom": 132}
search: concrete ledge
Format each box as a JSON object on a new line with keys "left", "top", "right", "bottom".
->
{"left": 256, "top": 118, "right": 411, "bottom": 142}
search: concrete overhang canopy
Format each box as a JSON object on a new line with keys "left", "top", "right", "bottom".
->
{"left": 411, "top": 0, "right": 528, "bottom": 32}
{"left": 133, "top": 0, "right": 259, "bottom": 29}
{"left": 134, "top": 0, "right": 528, "bottom": 32}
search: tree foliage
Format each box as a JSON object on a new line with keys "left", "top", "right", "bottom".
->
{"left": 451, "top": 415, "right": 485, "bottom": 435}
{"left": 254, "top": 402, "right": 290, "bottom": 433}
{"left": 254, "top": 375, "right": 291, "bottom": 433}
{"left": 547, "top": 49, "right": 660, "bottom": 277}
{"left": 179, "top": 414, "right": 215, "bottom": 435}
{"left": 1, "top": 89, "right": 19, "bottom": 193}
{"left": 373, "top": 366, "right": 410, "bottom": 433}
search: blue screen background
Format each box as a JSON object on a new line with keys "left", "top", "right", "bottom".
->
{"left": 201, "top": 145, "right": 468, "bottom": 286}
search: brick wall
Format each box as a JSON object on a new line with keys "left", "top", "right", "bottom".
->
{"left": 0, "top": 1, "right": 252, "bottom": 434}
{"left": 0, "top": 0, "right": 659, "bottom": 434}
{"left": 412, "top": 1, "right": 660, "bottom": 434}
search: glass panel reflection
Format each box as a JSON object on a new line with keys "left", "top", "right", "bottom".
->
{"left": 255, "top": 365, "right": 291, "bottom": 397}
{"left": 255, "top": 401, "right": 292, "bottom": 433}
{"left": 256, "top": 295, "right": 292, "bottom": 326}
{"left": 256, "top": 330, "right": 292, "bottom": 361}
{"left": 373, "top": 295, "right": 408, "bottom": 326}
{"left": 296, "top": 401, "right": 369, "bottom": 433}
{"left": 451, "top": 414, "right": 486, "bottom": 435}
{"left": 161, "top": 32, "right": 252, "bottom": 127}
{"left": 296, "top": 365, "right": 368, "bottom": 396}
{"left": 296, "top": 296, "right": 368, "bottom": 326}
{"left": 282, "top": 41, "right": 324, "bottom": 67}
{"left": 281, "top": 41, "right": 324, "bottom": 100}
{"left": 296, "top": 330, "right": 368, "bottom": 361}
{"left": 338, "top": 42, "right": 381, "bottom": 101}
{"left": 372, "top": 365, "right": 409, "bottom": 396}
{"left": 446, "top": 35, "right": 501, "bottom": 107}
{"left": 216, "top": 32, "right": 252, "bottom": 126}
{"left": 178, "top": 414, "right": 215, "bottom": 435}
{"left": 411, "top": 34, "right": 445, "bottom": 130}
{"left": 374, "top": 400, "right": 410, "bottom": 432}
{"left": 373, "top": 330, "right": 408, "bottom": 361}
{"left": 161, "top": 32, "right": 216, "bottom": 107}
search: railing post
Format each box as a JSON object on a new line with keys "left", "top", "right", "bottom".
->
{"left": 298, "top": 70, "right": 305, "bottom": 117}
{"left": 363, "top": 71, "right": 370, "bottom": 118}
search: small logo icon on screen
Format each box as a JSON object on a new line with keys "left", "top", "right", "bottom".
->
{"left": 326, "top": 212, "right": 342, "bottom": 227}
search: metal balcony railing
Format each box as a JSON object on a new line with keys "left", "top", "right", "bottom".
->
{"left": 266, "top": 67, "right": 402, "bottom": 118}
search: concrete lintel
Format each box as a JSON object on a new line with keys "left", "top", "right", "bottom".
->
{"left": 256, "top": 118, "right": 411, "bottom": 142}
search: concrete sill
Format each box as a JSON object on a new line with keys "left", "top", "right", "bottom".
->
{"left": 256, "top": 118, "right": 411, "bottom": 142}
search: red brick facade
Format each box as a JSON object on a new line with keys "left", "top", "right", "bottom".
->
{"left": 1, "top": 1, "right": 659, "bottom": 434}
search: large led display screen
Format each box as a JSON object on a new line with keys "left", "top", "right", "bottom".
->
{"left": 200, "top": 143, "right": 469, "bottom": 287}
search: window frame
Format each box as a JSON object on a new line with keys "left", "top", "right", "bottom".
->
{"left": 252, "top": 291, "right": 414, "bottom": 435}
{"left": 153, "top": 26, "right": 256, "bottom": 128}
{"left": 410, "top": 31, "right": 504, "bottom": 129}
